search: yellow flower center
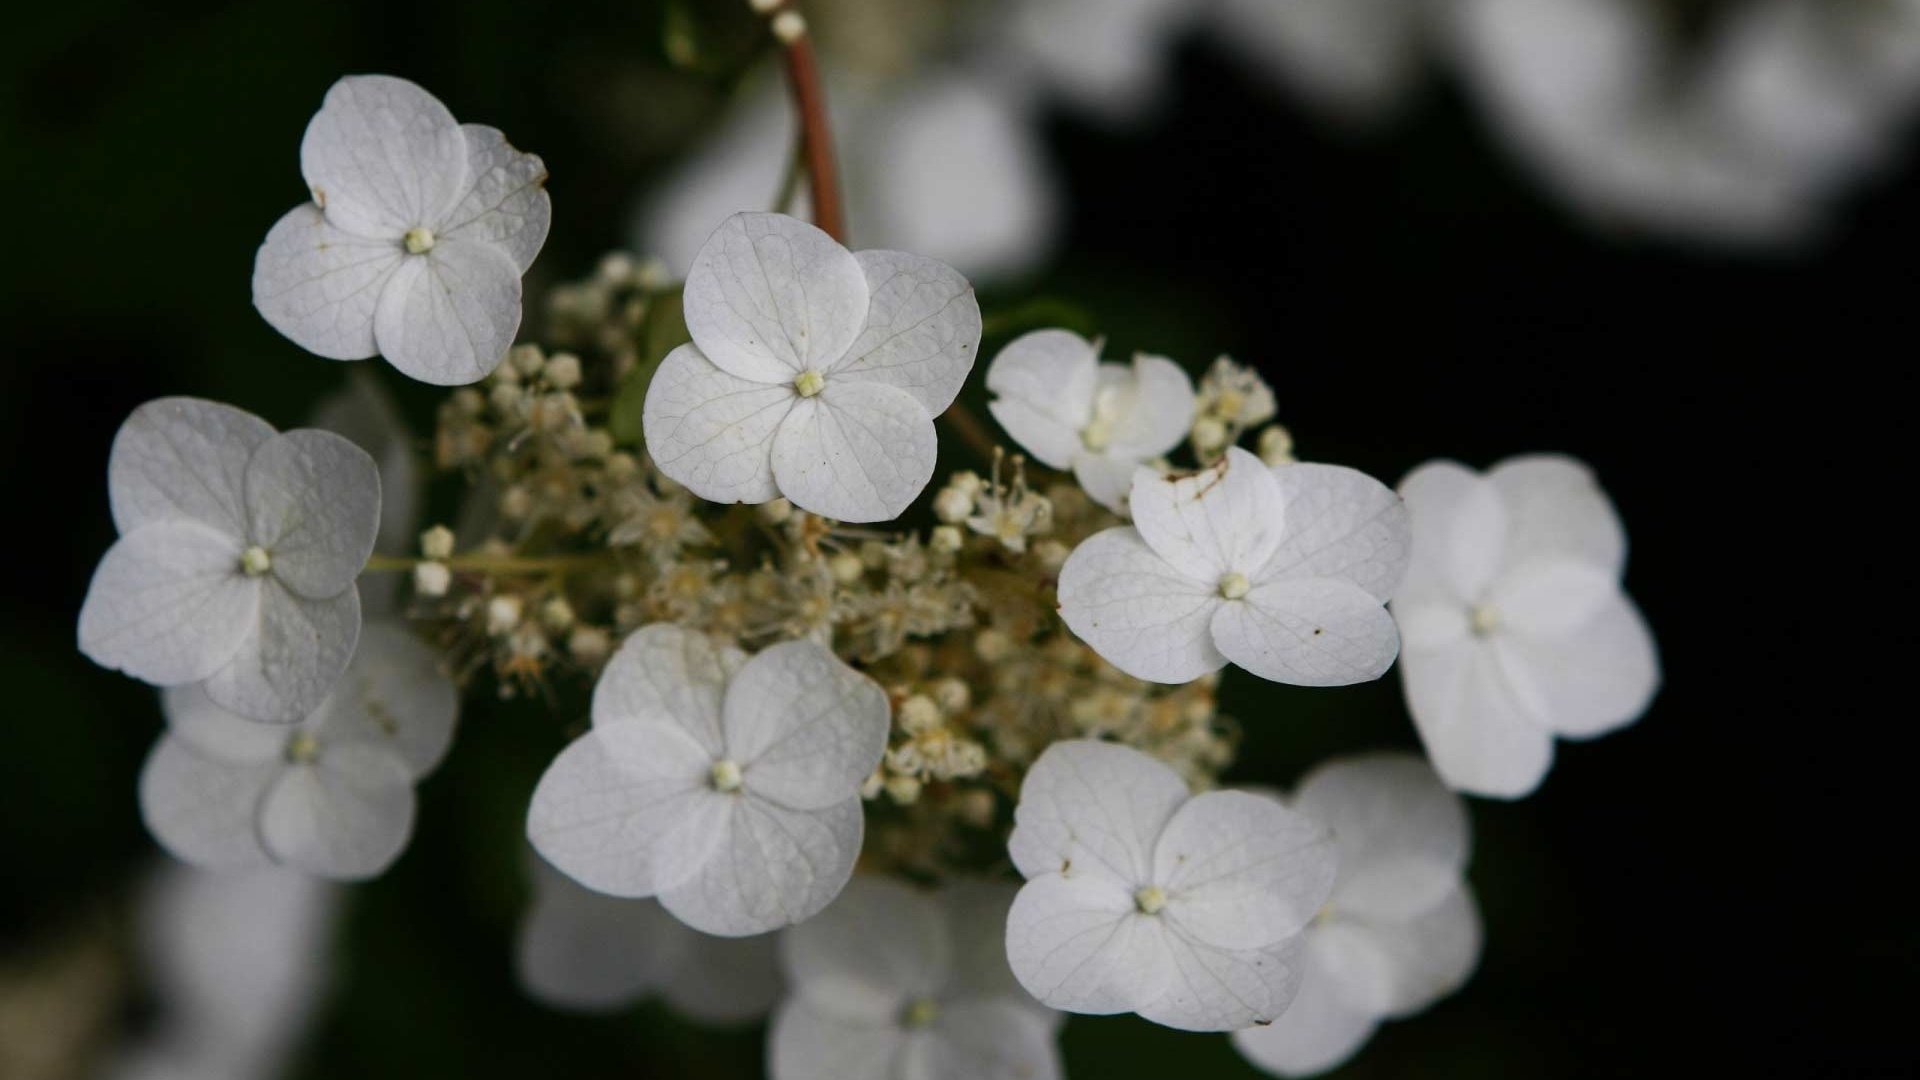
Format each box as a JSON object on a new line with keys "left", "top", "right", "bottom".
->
{"left": 1134, "top": 885, "right": 1167, "bottom": 915}
{"left": 240, "top": 546, "right": 273, "bottom": 577}
{"left": 794, "top": 370, "right": 826, "bottom": 398}
{"left": 404, "top": 227, "right": 436, "bottom": 255}
{"left": 285, "top": 731, "right": 321, "bottom": 764}
{"left": 1469, "top": 604, "right": 1500, "bottom": 637}
{"left": 710, "top": 759, "right": 744, "bottom": 793}
{"left": 1217, "top": 572, "right": 1250, "bottom": 600}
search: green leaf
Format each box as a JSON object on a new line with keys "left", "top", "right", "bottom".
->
{"left": 608, "top": 286, "right": 687, "bottom": 447}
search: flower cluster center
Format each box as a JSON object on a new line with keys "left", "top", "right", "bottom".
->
{"left": 1080, "top": 416, "right": 1113, "bottom": 452}
{"left": 1133, "top": 884, "right": 1168, "bottom": 915}
{"left": 710, "top": 758, "right": 744, "bottom": 793}
{"left": 285, "top": 731, "right": 321, "bottom": 765}
{"left": 404, "top": 227, "right": 436, "bottom": 255}
{"left": 240, "top": 546, "right": 273, "bottom": 577}
{"left": 902, "top": 997, "right": 940, "bottom": 1028}
{"left": 1469, "top": 603, "right": 1501, "bottom": 637}
{"left": 1217, "top": 572, "right": 1251, "bottom": 600}
{"left": 794, "top": 369, "right": 826, "bottom": 398}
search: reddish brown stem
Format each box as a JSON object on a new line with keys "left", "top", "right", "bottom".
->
{"left": 774, "top": 6, "right": 845, "bottom": 243}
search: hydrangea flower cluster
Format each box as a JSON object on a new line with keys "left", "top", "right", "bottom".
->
{"left": 75, "top": 43, "right": 1662, "bottom": 1080}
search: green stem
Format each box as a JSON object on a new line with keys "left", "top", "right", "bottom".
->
{"left": 363, "top": 552, "right": 606, "bottom": 575}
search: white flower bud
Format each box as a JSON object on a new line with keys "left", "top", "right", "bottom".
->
{"left": 929, "top": 525, "right": 963, "bottom": 554}
{"left": 1257, "top": 424, "right": 1295, "bottom": 465}
{"left": 932, "top": 677, "right": 971, "bottom": 714}
{"left": 885, "top": 774, "right": 922, "bottom": 805}
{"left": 1033, "top": 539, "right": 1070, "bottom": 573}
{"left": 419, "top": 525, "right": 455, "bottom": 560}
{"left": 974, "top": 628, "right": 1013, "bottom": 662}
{"left": 545, "top": 353, "right": 582, "bottom": 389}
{"left": 956, "top": 788, "right": 995, "bottom": 828}
{"left": 604, "top": 452, "right": 639, "bottom": 481}
{"left": 950, "top": 471, "right": 983, "bottom": 495}
{"left": 860, "top": 768, "right": 885, "bottom": 800}
{"left": 1191, "top": 415, "right": 1229, "bottom": 454}
{"left": 933, "top": 486, "right": 975, "bottom": 523}
{"left": 490, "top": 382, "right": 524, "bottom": 414}
{"left": 758, "top": 497, "right": 794, "bottom": 524}
{"left": 413, "top": 561, "right": 451, "bottom": 598}
{"left": 898, "top": 695, "right": 941, "bottom": 734}
{"left": 510, "top": 343, "right": 545, "bottom": 377}
{"left": 749, "top": 0, "right": 781, "bottom": 13}
{"left": 452, "top": 388, "right": 486, "bottom": 416}
{"left": 636, "top": 257, "right": 670, "bottom": 292}
{"left": 486, "top": 595, "right": 524, "bottom": 636}
{"left": 567, "top": 626, "right": 611, "bottom": 665}
{"left": 829, "top": 552, "right": 865, "bottom": 585}
{"left": 595, "top": 252, "right": 635, "bottom": 284}
{"left": 542, "top": 597, "right": 576, "bottom": 631}
{"left": 772, "top": 9, "right": 806, "bottom": 42}
{"left": 499, "top": 485, "right": 532, "bottom": 521}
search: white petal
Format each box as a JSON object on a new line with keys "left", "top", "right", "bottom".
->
{"left": 161, "top": 683, "right": 290, "bottom": 765}
{"left": 1397, "top": 460, "right": 1507, "bottom": 605}
{"left": 138, "top": 738, "right": 275, "bottom": 870}
{"left": 1229, "top": 955, "right": 1379, "bottom": 1078}
{"left": 1390, "top": 601, "right": 1469, "bottom": 652}
{"left": 1154, "top": 790, "right": 1335, "bottom": 950}
{"left": 258, "top": 743, "right": 415, "bottom": 880}
{"left": 593, "top": 623, "right": 737, "bottom": 754}
{"left": 683, "top": 211, "right": 870, "bottom": 383}
{"left": 1360, "top": 885, "right": 1483, "bottom": 1018}
{"left": 299, "top": 75, "right": 467, "bottom": 238}
{"left": 436, "top": 124, "right": 550, "bottom": 272}
{"left": 1400, "top": 640, "right": 1555, "bottom": 799}
{"left": 1294, "top": 754, "right": 1470, "bottom": 923}
{"left": 310, "top": 371, "right": 419, "bottom": 564}
{"left": 772, "top": 380, "right": 937, "bottom": 523}
{"left": 1135, "top": 931, "right": 1307, "bottom": 1032}
{"left": 985, "top": 329, "right": 1099, "bottom": 470}
{"left": 642, "top": 343, "right": 792, "bottom": 506}
{"left": 660, "top": 931, "right": 783, "bottom": 1025}
{"left": 659, "top": 796, "right": 864, "bottom": 936}
{"left": 525, "top": 723, "right": 723, "bottom": 898}
{"left": 1489, "top": 454, "right": 1627, "bottom": 577}
{"left": 783, "top": 877, "right": 948, "bottom": 1011}
{"left": 723, "top": 640, "right": 890, "bottom": 811}
{"left": 1259, "top": 463, "right": 1411, "bottom": 602}
{"left": 203, "top": 583, "right": 361, "bottom": 724}
{"left": 1495, "top": 591, "right": 1660, "bottom": 739}
{"left": 1008, "top": 739, "right": 1188, "bottom": 885}
{"left": 108, "top": 397, "right": 275, "bottom": 537}
{"left": 1055, "top": 527, "right": 1226, "bottom": 684}
{"left": 769, "top": 999, "right": 906, "bottom": 1080}
{"left": 834, "top": 249, "right": 981, "bottom": 414}
{"left": 516, "top": 858, "right": 687, "bottom": 1011}
{"left": 912, "top": 999, "right": 1064, "bottom": 1080}
{"left": 315, "top": 621, "right": 458, "bottom": 778}
{"left": 245, "top": 429, "right": 381, "bottom": 600}
{"left": 1488, "top": 558, "right": 1619, "bottom": 638}
{"left": 374, "top": 238, "right": 522, "bottom": 385}
{"left": 251, "top": 204, "right": 403, "bottom": 361}
{"left": 1130, "top": 447, "right": 1285, "bottom": 582}
{"left": 1096, "top": 354, "right": 1195, "bottom": 458}
{"left": 1070, "top": 453, "right": 1141, "bottom": 514}
{"left": 1212, "top": 0, "right": 1424, "bottom": 120}
{"left": 1005, "top": 873, "right": 1168, "bottom": 1015}
{"left": 79, "top": 522, "right": 259, "bottom": 687}
{"left": 1211, "top": 577, "right": 1401, "bottom": 687}
{"left": 939, "top": 880, "right": 1042, "bottom": 1010}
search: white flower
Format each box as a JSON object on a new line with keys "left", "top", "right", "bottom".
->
{"left": 526, "top": 624, "right": 889, "bottom": 936}
{"left": 137, "top": 622, "right": 457, "bottom": 881}
{"left": 1391, "top": 456, "right": 1660, "bottom": 798}
{"left": 1000, "top": 0, "right": 1193, "bottom": 124}
{"left": 1004, "top": 739, "right": 1336, "bottom": 1031}
{"left": 771, "top": 877, "right": 1063, "bottom": 1080}
{"left": 642, "top": 211, "right": 981, "bottom": 523}
{"left": 1206, "top": 0, "right": 1425, "bottom": 122}
{"left": 252, "top": 74, "right": 550, "bottom": 385}
{"left": 516, "top": 855, "right": 780, "bottom": 1023}
{"left": 1232, "top": 754, "right": 1482, "bottom": 1077}
{"left": 78, "top": 397, "right": 381, "bottom": 723}
{"left": 984, "top": 329, "right": 1194, "bottom": 512}
{"left": 1057, "top": 447, "right": 1411, "bottom": 686}
{"left": 312, "top": 371, "right": 419, "bottom": 617}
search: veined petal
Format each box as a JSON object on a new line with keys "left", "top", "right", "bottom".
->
{"left": 246, "top": 429, "right": 381, "bottom": 600}
{"left": 984, "top": 329, "right": 1099, "bottom": 470}
{"left": 684, "top": 212, "right": 870, "bottom": 383}
{"left": 137, "top": 737, "right": 276, "bottom": 870}
{"left": 1097, "top": 354, "right": 1195, "bottom": 459}
{"left": 1495, "top": 591, "right": 1659, "bottom": 739}
{"left": 592, "top": 624, "right": 738, "bottom": 755}
{"left": 310, "top": 370, "right": 418, "bottom": 563}
{"left": 834, "top": 250, "right": 981, "bottom": 414}
{"left": 1229, "top": 954, "right": 1379, "bottom": 1077}
{"left": 515, "top": 858, "right": 687, "bottom": 1012}
{"left": 251, "top": 204, "right": 403, "bottom": 362}
{"left": 203, "top": 583, "right": 361, "bottom": 724}
{"left": 1008, "top": 740, "right": 1188, "bottom": 886}
{"left": 374, "top": 238, "right": 522, "bottom": 385}
{"left": 659, "top": 796, "right": 864, "bottom": 937}
{"left": 78, "top": 522, "right": 259, "bottom": 688}
{"left": 782, "top": 877, "right": 950, "bottom": 1012}
{"left": 161, "top": 683, "right": 290, "bottom": 766}
{"left": 1398, "top": 460, "right": 1507, "bottom": 605}
{"left": 436, "top": 123, "right": 550, "bottom": 272}
{"left": 1489, "top": 454, "right": 1626, "bottom": 578}
{"left": 1070, "top": 452, "right": 1141, "bottom": 514}
{"left": 1353, "top": 884, "right": 1483, "bottom": 1018}
{"left": 940, "top": 880, "right": 1042, "bottom": 1010}
{"left": 1487, "top": 558, "right": 1619, "bottom": 638}
{"left": 911, "top": 999, "right": 1064, "bottom": 1080}
{"left": 1056, "top": 527, "right": 1226, "bottom": 684}
{"left": 258, "top": 742, "right": 415, "bottom": 880}
{"left": 1294, "top": 754, "right": 1470, "bottom": 922}
{"left": 299, "top": 75, "right": 467, "bottom": 238}
{"left": 1005, "top": 873, "right": 1169, "bottom": 1015}
{"left": 108, "top": 397, "right": 275, "bottom": 537}
{"left": 1259, "top": 463, "right": 1411, "bottom": 602}
{"left": 990, "top": 397, "right": 1085, "bottom": 472}
{"left": 643, "top": 343, "right": 793, "bottom": 506}
{"left": 772, "top": 380, "right": 938, "bottom": 524}
{"left": 769, "top": 999, "right": 907, "bottom": 1080}
{"left": 1211, "top": 577, "right": 1400, "bottom": 687}
{"left": 1400, "top": 639, "right": 1554, "bottom": 799}
{"left": 1135, "top": 931, "right": 1306, "bottom": 1032}
{"left": 1130, "top": 447, "right": 1285, "bottom": 582}
{"left": 314, "top": 621, "right": 458, "bottom": 778}
{"left": 722, "top": 640, "right": 889, "bottom": 812}
{"left": 1155, "top": 790, "right": 1335, "bottom": 950}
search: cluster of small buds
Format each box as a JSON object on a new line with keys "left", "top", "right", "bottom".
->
{"left": 543, "top": 252, "right": 670, "bottom": 380}
{"left": 873, "top": 686, "right": 990, "bottom": 806}
{"left": 945, "top": 451, "right": 1053, "bottom": 554}
{"left": 1191, "top": 355, "right": 1279, "bottom": 462}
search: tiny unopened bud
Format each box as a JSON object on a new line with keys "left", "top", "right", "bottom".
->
{"left": 595, "top": 252, "right": 635, "bottom": 284}
{"left": 885, "top": 774, "right": 922, "bottom": 805}
{"left": 567, "top": 626, "right": 611, "bottom": 665}
{"left": 636, "top": 257, "right": 670, "bottom": 292}
{"left": 933, "top": 486, "right": 975, "bottom": 523}
{"left": 420, "top": 525, "right": 455, "bottom": 560}
{"left": 974, "top": 628, "right": 1013, "bottom": 662}
{"left": 605, "top": 452, "right": 640, "bottom": 481}
{"left": 541, "top": 597, "right": 576, "bottom": 632}
{"left": 759, "top": 497, "right": 794, "bottom": 524}
{"left": 544, "top": 353, "right": 582, "bottom": 389}
{"left": 413, "top": 561, "right": 451, "bottom": 598}
{"left": 932, "top": 677, "right": 971, "bottom": 714}
{"left": 956, "top": 788, "right": 995, "bottom": 828}
{"left": 929, "top": 525, "right": 963, "bottom": 554}
{"left": 510, "top": 343, "right": 545, "bottom": 377}
{"left": 749, "top": 0, "right": 781, "bottom": 12}
{"left": 771, "top": 9, "right": 806, "bottom": 42}
{"left": 898, "top": 695, "right": 941, "bottom": 734}
{"left": 1033, "top": 539, "right": 1070, "bottom": 572}
{"left": 490, "top": 382, "right": 524, "bottom": 414}
{"left": 861, "top": 768, "right": 885, "bottom": 800}
{"left": 1192, "top": 415, "right": 1229, "bottom": 454}
{"left": 486, "top": 595, "right": 524, "bottom": 635}
{"left": 950, "top": 471, "right": 983, "bottom": 495}
{"left": 1257, "top": 424, "right": 1295, "bottom": 465}
{"left": 452, "top": 388, "right": 485, "bottom": 416}
{"left": 499, "top": 485, "right": 532, "bottom": 521}
{"left": 828, "top": 551, "right": 865, "bottom": 585}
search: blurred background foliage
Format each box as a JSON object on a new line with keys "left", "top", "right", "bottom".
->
{"left": 2, "top": 0, "right": 1912, "bottom": 1076}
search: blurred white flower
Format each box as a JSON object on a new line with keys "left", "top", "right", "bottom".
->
{"left": 253, "top": 74, "right": 550, "bottom": 385}
{"left": 78, "top": 398, "right": 380, "bottom": 723}
{"left": 1207, "top": 0, "right": 1429, "bottom": 122}
{"left": 1004, "top": 740, "right": 1335, "bottom": 1031}
{"left": 644, "top": 211, "right": 980, "bottom": 523}
{"left": 996, "top": 0, "right": 1193, "bottom": 124}
{"left": 771, "top": 878, "right": 1062, "bottom": 1080}
{"left": 1232, "top": 754, "right": 1481, "bottom": 1076}
{"left": 1058, "top": 448, "right": 1410, "bottom": 686}
{"left": 1392, "top": 455, "right": 1659, "bottom": 798}
{"left": 311, "top": 372, "right": 418, "bottom": 617}
{"left": 138, "top": 622, "right": 457, "bottom": 881}
{"left": 985, "top": 329, "right": 1194, "bottom": 512}
{"left": 526, "top": 624, "right": 888, "bottom": 936}
{"left": 516, "top": 856, "right": 780, "bottom": 1023}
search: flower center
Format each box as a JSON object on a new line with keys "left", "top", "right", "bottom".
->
{"left": 240, "top": 546, "right": 273, "bottom": 577}
{"left": 285, "top": 731, "right": 321, "bottom": 765}
{"left": 1080, "top": 416, "right": 1113, "bottom": 452}
{"left": 403, "top": 227, "right": 436, "bottom": 255}
{"left": 793, "top": 370, "right": 826, "bottom": 398}
{"left": 710, "top": 758, "right": 744, "bottom": 793}
{"left": 1133, "top": 885, "right": 1167, "bottom": 915}
{"left": 901, "top": 998, "right": 939, "bottom": 1028}
{"left": 1217, "top": 572, "right": 1250, "bottom": 600}
{"left": 1469, "top": 603, "right": 1500, "bottom": 637}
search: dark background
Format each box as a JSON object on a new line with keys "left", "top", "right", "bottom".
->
{"left": 2, "top": 1, "right": 1910, "bottom": 1077}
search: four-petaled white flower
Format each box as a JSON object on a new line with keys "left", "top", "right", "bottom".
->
{"left": 1232, "top": 754, "right": 1482, "bottom": 1077}
{"left": 1004, "top": 739, "right": 1336, "bottom": 1031}
{"left": 1057, "top": 447, "right": 1411, "bottom": 686}
{"left": 526, "top": 624, "right": 889, "bottom": 936}
{"left": 138, "top": 622, "right": 457, "bottom": 881}
{"left": 985, "top": 328, "right": 1195, "bottom": 512}
{"left": 643, "top": 211, "right": 982, "bottom": 523}
{"left": 516, "top": 855, "right": 780, "bottom": 1023}
{"left": 253, "top": 74, "right": 551, "bottom": 386}
{"left": 78, "top": 397, "right": 381, "bottom": 723}
{"left": 772, "top": 877, "right": 1063, "bottom": 1080}
{"left": 1391, "top": 456, "right": 1660, "bottom": 798}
